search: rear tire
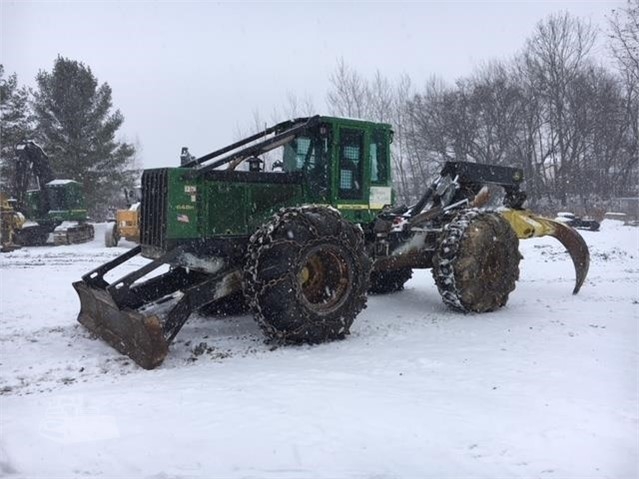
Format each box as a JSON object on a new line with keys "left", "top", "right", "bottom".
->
{"left": 244, "top": 206, "right": 371, "bottom": 343}
{"left": 432, "top": 209, "right": 520, "bottom": 312}
{"left": 105, "top": 222, "right": 119, "bottom": 247}
{"left": 368, "top": 268, "right": 413, "bottom": 294}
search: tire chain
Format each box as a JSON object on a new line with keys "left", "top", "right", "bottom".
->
{"left": 244, "top": 205, "right": 368, "bottom": 342}
{"left": 432, "top": 208, "right": 482, "bottom": 312}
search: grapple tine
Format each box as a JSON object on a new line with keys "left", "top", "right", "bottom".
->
{"left": 73, "top": 281, "right": 169, "bottom": 369}
{"left": 501, "top": 209, "right": 590, "bottom": 294}
{"left": 544, "top": 220, "right": 590, "bottom": 294}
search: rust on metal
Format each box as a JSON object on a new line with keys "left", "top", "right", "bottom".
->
{"left": 73, "top": 281, "right": 169, "bottom": 369}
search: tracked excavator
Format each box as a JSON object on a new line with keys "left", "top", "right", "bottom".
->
{"left": 11, "top": 141, "right": 94, "bottom": 246}
{"left": 73, "top": 116, "right": 589, "bottom": 369}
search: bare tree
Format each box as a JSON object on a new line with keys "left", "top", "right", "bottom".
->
{"left": 466, "top": 62, "right": 524, "bottom": 166}
{"left": 522, "top": 12, "right": 597, "bottom": 205}
{"left": 326, "top": 58, "right": 370, "bottom": 118}
{"left": 609, "top": 0, "right": 639, "bottom": 84}
{"left": 284, "top": 91, "right": 316, "bottom": 118}
{"left": 389, "top": 73, "right": 416, "bottom": 204}
{"left": 608, "top": 1, "right": 639, "bottom": 201}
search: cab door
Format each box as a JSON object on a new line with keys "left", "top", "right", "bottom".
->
{"left": 368, "top": 127, "right": 392, "bottom": 209}
{"left": 336, "top": 127, "right": 367, "bottom": 205}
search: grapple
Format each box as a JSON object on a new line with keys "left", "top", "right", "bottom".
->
{"left": 501, "top": 209, "right": 590, "bottom": 294}
{"left": 73, "top": 246, "right": 242, "bottom": 369}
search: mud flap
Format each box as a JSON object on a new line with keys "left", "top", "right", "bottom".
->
{"left": 501, "top": 209, "right": 590, "bottom": 294}
{"left": 74, "top": 281, "right": 169, "bottom": 369}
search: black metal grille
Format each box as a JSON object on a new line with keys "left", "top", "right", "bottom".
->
{"left": 141, "top": 169, "right": 168, "bottom": 249}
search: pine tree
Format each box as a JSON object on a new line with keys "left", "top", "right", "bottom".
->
{"left": 0, "top": 65, "right": 34, "bottom": 198}
{"left": 32, "top": 56, "right": 138, "bottom": 219}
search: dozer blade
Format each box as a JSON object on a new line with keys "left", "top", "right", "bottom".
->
{"left": 73, "top": 280, "right": 169, "bottom": 369}
{"left": 501, "top": 209, "right": 590, "bottom": 294}
{"left": 73, "top": 243, "right": 243, "bottom": 369}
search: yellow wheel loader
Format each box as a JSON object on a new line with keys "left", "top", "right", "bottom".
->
{"left": 105, "top": 204, "right": 140, "bottom": 247}
{"left": 0, "top": 193, "right": 25, "bottom": 252}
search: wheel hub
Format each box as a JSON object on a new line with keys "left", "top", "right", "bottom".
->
{"left": 298, "top": 245, "right": 352, "bottom": 313}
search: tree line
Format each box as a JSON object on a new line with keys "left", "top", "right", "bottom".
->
{"left": 0, "top": 56, "right": 138, "bottom": 220}
{"left": 326, "top": 8, "right": 639, "bottom": 212}
{"left": 2, "top": 5, "right": 637, "bottom": 220}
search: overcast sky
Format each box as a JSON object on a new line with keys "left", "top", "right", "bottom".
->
{"left": 2, "top": 1, "right": 619, "bottom": 169}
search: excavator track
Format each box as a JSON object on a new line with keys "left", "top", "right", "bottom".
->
{"left": 53, "top": 223, "right": 95, "bottom": 245}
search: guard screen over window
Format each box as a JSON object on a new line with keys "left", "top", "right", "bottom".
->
{"left": 338, "top": 129, "right": 364, "bottom": 199}
{"left": 281, "top": 133, "right": 329, "bottom": 199}
{"left": 370, "top": 130, "right": 389, "bottom": 185}
{"left": 283, "top": 137, "right": 315, "bottom": 171}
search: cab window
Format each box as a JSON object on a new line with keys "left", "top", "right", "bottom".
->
{"left": 283, "top": 137, "right": 315, "bottom": 171}
{"left": 282, "top": 133, "right": 329, "bottom": 198}
{"left": 370, "top": 130, "right": 389, "bottom": 185}
{"left": 338, "top": 129, "right": 364, "bottom": 199}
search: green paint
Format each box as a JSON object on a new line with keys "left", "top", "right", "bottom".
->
{"left": 146, "top": 116, "right": 393, "bottom": 245}
{"left": 26, "top": 180, "right": 88, "bottom": 224}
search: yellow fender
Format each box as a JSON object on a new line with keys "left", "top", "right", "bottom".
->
{"left": 500, "top": 209, "right": 590, "bottom": 294}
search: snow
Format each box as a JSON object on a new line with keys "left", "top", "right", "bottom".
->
{"left": 0, "top": 221, "right": 637, "bottom": 478}
{"left": 53, "top": 221, "right": 81, "bottom": 232}
{"left": 46, "top": 179, "right": 77, "bottom": 186}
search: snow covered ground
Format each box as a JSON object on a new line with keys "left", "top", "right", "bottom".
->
{"left": 0, "top": 221, "right": 637, "bottom": 478}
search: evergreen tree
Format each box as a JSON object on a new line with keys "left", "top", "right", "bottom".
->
{"left": 32, "top": 56, "right": 138, "bottom": 219}
{"left": 0, "top": 65, "right": 34, "bottom": 198}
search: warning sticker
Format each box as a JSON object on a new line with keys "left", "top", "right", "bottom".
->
{"left": 369, "top": 187, "right": 392, "bottom": 209}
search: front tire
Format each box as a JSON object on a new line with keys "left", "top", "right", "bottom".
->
{"left": 244, "top": 206, "right": 371, "bottom": 343}
{"left": 432, "top": 209, "right": 520, "bottom": 312}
